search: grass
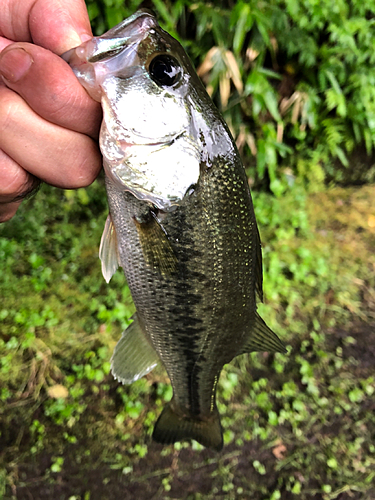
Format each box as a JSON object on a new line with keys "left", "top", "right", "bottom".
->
{"left": 1, "top": 178, "right": 375, "bottom": 499}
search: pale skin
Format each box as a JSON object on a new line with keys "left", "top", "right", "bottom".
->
{"left": 0, "top": 0, "right": 103, "bottom": 222}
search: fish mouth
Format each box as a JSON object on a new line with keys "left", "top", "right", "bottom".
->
{"left": 62, "top": 9, "right": 159, "bottom": 96}
{"left": 87, "top": 10, "right": 157, "bottom": 63}
{"left": 102, "top": 9, "right": 157, "bottom": 39}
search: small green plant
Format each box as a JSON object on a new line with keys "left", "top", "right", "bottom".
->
{"left": 50, "top": 456, "right": 64, "bottom": 473}
{"left": 86, "top": 0, "right": 375, "bottom": 190}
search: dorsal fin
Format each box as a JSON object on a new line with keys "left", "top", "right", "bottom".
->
{"left": 99, "top": 213, "right": 119, "bottom": 283}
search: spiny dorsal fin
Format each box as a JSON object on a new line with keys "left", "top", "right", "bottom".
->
{"left": 240, "top": 312, "right": 287, "bottom": 354}
{"left": 111, "top": 313, "right": 159, "bottom": 384}
{"left": 133, "top": 210, "right": 177, "bottom": 276}
{"left": 153, "top": 401, "right": 223, "bottom": 451}
{"left": 99, "top": 213, "right": 119, "bottom": 283}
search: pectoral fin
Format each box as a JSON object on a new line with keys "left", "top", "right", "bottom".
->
{"left": 133, "top": 210, "right": 177, "bottom": 276}
{"left": 111, "top": 313, "right": 159, "bottom": 384}
{"left": 99, "top": 213, "right": 119, "bottom": 283}
{"left": 240, "top": 312, "right": 287, "bottom": 354}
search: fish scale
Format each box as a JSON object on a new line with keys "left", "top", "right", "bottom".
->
{"left": 63, "top": 9, "right": 286, "bottom": 450}
{"left": 105, "top": 152, "right": 261, "bottom": 428}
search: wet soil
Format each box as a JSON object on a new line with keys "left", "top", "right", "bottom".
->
{"left": 3, "top": 314, "right": 373, "bottom": 500}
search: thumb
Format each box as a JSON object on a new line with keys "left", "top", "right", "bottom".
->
{"left": 30, "top": 0, "right": 93, "bottom": 54}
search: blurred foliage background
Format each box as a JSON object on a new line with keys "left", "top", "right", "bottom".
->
{"left": 1, "top": 1, "right": 375, "bottom": 499}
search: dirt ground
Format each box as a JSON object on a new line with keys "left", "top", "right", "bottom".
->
{"left": 3, "top": 315, "right": 373, "bottom": 500}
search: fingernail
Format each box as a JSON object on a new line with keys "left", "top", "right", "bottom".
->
{"left": 59, "top": 31, "right": 92, "bottom": 54}
{"left": 0, "top": 47, "right": 33, "bottom": 83}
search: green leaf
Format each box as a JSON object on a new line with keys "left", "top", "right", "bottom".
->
{"left": 335, "top": 146, "right": 349, "bottom": 167}
{"left": 257, "top": 139, "right": 266, "bottom": 178}
{"left": 264, "top": 90, "right": 281, "bottom": 121}
{"left": 233, "top": 3, "right": 253, "bottom": 55}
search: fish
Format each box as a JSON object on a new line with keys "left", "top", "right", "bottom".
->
{"left": 63, "top": 9, "right": 286, "bottom": 451}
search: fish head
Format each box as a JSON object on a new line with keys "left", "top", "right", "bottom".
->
{"left": 63, "top": 10, "right": 222, "bottom": 210}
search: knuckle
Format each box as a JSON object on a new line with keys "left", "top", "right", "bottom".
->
{"left": 0, "top": 168, "right": 26, "bottom": 198}
{"left": 0, "top": 152, "right": 39, "bottom": 201}
{"left": 70, "top": 165, "right": 98, "bottom": 188}
{"left": 63, "top": 145, "right": 102, "bottom": 188}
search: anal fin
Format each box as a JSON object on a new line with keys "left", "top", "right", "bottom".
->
{"left": 111, "top": 313, "right": 159, "bottom": 384}
{"left": 240, "top": 312, "right": 287, "bottom": 354}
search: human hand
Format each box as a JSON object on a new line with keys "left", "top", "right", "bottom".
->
{"left": 0, "top": 0, "right": 103, "bottom": 222}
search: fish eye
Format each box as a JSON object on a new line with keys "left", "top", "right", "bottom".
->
{"left": 148, "top": 54, "right": 182, "bottom": 87}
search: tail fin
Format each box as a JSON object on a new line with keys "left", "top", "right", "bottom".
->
{"left": 152, "top": 402, "right": 223, "bottom": 451}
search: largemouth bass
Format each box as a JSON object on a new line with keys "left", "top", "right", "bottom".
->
{"left": 63, "top": 9, "right": 286, "bottom": 451}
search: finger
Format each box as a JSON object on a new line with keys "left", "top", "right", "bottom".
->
{"left": 1, "top": 0, "right": 92, "bottom": 54}
{"left": 0, "top": 199, "right": 22, "bottom": 223}
{"left": 30, "top": 0, "right": 93, "bottom": 53}
{"left": 0, "top": 149, "right": 38, "bottom": 222}
{"left": 0, "top": 86, "right": 102, "bottom": 188}
{"left": 0, "top": 43, "right": 102, "bottom": 139}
